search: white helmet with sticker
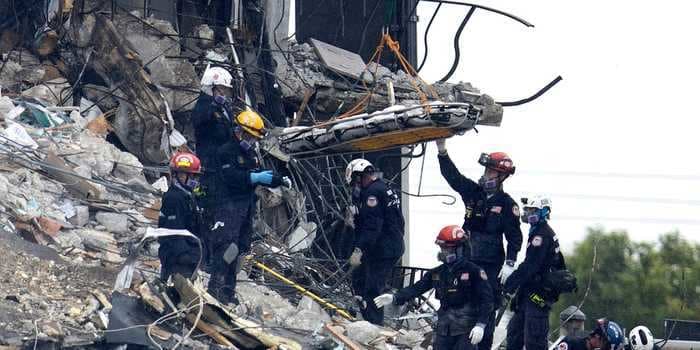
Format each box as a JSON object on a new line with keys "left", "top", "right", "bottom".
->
{"left": 200, "top": 66, "right": 233, "bottom": 96}
{"left": 345, "top": 158, "right": 374, "bottom": 184}
{"left": 521, "top": 195, "right": 552, "bottom": 211}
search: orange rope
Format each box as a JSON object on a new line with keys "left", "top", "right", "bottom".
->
{"left": 334, "top": 32, "right": 439, "bottom": 120}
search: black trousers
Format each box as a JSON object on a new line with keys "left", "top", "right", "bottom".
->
{"left": 474, "top": 262, "right": 502, "bottom": 350}
{"left": 435, "top": 333, "right": 477, "bottom": 350}
{"left": 207, "top": 200, "right": 253, "bottom": 304}
{"left": 506, "top": 292, "right": 550, "bottom": 350}
{"left": 352, "top": 257, "right": 396, "bottom": 325}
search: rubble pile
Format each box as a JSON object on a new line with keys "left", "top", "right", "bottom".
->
{"left": 0, "top": 1, "right": 477, "bottom": 348}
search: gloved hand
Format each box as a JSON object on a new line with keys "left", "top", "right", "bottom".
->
{"left": 250, "top": 170, "right": 274, "bottom": 185}
{"left": 373, "top": 294, "right": 395, "bottom": 309}
{"left": 349, "top": 248, "right": 363, "bottom": 267}
{"left": 469, "top": 324, "right": 485, "bottom": 345}
{"left": 435, "top": 139, "right": 447, "bottom": 154}
{"left": 499, "top": 260, "right": 516, "bottom": 284}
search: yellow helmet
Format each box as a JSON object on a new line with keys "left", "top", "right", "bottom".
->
{"left": 236, "top": 110, "right": 265, "bottom": 138}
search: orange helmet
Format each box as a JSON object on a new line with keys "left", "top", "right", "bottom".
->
{"left": 169, "top": 152, "right": 202, "bottom": 174}
{"left": 478, "top": 152, "right": 515, "bottom": 175}
{"left": 435, "top": 225, "right": 468, "bottom": 247}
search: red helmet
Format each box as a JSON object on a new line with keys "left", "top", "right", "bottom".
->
{"left": 435, "top": 225, "right": 468, "bottom": 247}
{"left": 169, "top": 152, "right": 202, "bottom": 174}
{"left": 478, "top": 152, "right": 515, "bottom": 175}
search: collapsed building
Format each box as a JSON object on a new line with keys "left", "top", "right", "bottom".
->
{"left": 0, "top": 0, "right": 560, "bottom": 348}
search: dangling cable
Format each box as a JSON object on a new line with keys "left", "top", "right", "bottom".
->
{"left": 438, "top": 6, "right": 476, "bottom": 83}
{"left": 497, "top": 76, "right": 563, "bottom": 107}
{"left": 417, "top": 2, "right": 442, "bottom": 73}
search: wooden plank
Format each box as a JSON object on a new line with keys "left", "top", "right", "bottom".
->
{"left": 172, "top": 275, "right": 302, "bottom": 350}
{"left": 292, "top": 88, "right": 315, "bottom": 126}
{"left": 172, "top": 275, "right": 263, "bottom": 349}
{"left": 310, "top": 38, "right": 366, "bottom": 81}
{"left": 324, "top": 324, "right": 362, "bottom": 350}
{"left": 138, "top": 282, "right": 165, "bottom": 314}
{"left": 184, "top": 314, "right": 236, "bottom": 348}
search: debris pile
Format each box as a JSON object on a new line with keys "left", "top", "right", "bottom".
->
{"left": 0, "top": 1, "right": 510, "bottom": 348}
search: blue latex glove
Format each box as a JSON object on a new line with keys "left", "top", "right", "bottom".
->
{"left": 250, "top": 170, "right": 274, "bottom": 185}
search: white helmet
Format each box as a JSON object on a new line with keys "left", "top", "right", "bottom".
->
{"left": 629, "top": 326, "right": 654, "bottom": 350}
{"left": 521, "top": 195, "right": 552, "bottom": 210}
{"left": 200, "top": 66, "right": 233, "bottom": 96}
{"left": 345, "top": 158, "right": 374, "bottom": 184}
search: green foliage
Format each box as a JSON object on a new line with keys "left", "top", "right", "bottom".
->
{"left": 549, "top": 227, "right": 700, "bottom": 338}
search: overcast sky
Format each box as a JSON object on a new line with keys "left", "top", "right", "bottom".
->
{"left": 405, "top": 0, "right": 700, "bottom": 267}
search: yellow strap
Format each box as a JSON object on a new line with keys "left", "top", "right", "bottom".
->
{"left": 251, "top": 260, "right": 356, "bottom": 321}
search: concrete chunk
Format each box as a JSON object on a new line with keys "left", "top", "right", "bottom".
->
{"left": 95, "top": 212, "right": 129, "bottom": 234}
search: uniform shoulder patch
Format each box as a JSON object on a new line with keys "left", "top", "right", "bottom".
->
{"left": 490, "top": 206, "right": 502, "bottom": 213}
{"left": 531, "top": 235, "right": 543, "bottom": 247}
{"left": 460, "top": 272, "right": 470, "bottom": 281}
{"left": 479, "top": 269, "right": 488, "bottom": 280}
{"left": 367, "top": 196, "right": 378, "bottom": 207}
{"left": 558, "top": 342, "right": 568, "bottom": 350}
{"left": 512, "top": 205, "right": 520, "bottom": 216}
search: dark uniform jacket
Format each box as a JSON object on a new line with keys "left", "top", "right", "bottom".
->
{"left": 353, "top": 178, "right": 405, "bottom": 260}
{"left": 192, "top": 94, "right": 238, "bottom": 168}
{"left": 438, "top": 154, "right": 522, "bottom": 264}
{"left": 394, "top": 259, "right": 494, "bottom": 336}
{"left": 555, "top": 336, "right": 588, "bottom": 350}
{"left": 503, "top": 222, "right": 565, "bottom": 296}
{"left": 213, "top": 138, "right": 260, "bottom": 202}
{"left": 158, "top": 183, "right": 202, "bottom": 265}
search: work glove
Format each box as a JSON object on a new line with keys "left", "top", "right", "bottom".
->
{"left": 349, "top": 248, "right": 363, "bottom": 267}
{"left": 435, "top": 139, "right": 447, "bottom": 155}
{"left": 373, "top": 294, "right": 395, "bottom": 309}
{"left": 469, "top": 324, "right": 485, "bottom": 345}
{"left": 498, "top": 260, "right": 516, "bottom": 284}
{"left": 250, "top": 170, "right": 274, "bottom": 185}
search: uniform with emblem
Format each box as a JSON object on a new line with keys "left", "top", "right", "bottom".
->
{"left": 436, "top": 141, "right": 523, "bottom": 350}
{"left": 554, "top": 319, "right": 625, "bottom": 350}
{"left": 346, "top": 159, "right": 405, "bottom": 325}
{"left": 374, "top": 226, "right": 493, "bottom": 350}
{"left": 504, "top": 196, "right": 566, "bottom": 350}
{"left": 555, "top": 336, "right": 588, "bottom": 350}
{"left": 206, "top": 110, "right": 280, "bottom": 304}
{"left": 158, "top": 152, "right": 204, "bottom": 280}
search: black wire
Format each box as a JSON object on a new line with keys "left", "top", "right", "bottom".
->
{"left": 497, "top": 75, "right": 563, "bottom": 107}
{"left": 420, "top": 0, "right": 534, "bottom": 27}
{"left": 417, "top": 2, "right": 442, "bottom": 73}
{"left": 438, "top": 6, "right": 476, "bottom": 83}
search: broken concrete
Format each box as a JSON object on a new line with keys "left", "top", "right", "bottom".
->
{"left": 95, "top": 212, "right": 129, "bottom": 234}
{"left": 273, "top": 40, "right": 503, "bottom": 125}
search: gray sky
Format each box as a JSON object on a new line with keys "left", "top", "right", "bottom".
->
{"left": 406, "top": 0, "right": 700, "bottom": 267}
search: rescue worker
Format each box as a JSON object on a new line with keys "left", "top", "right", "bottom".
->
{"left": 208, "top": 109, "right": 282, "bottom": 305}
{"left": 346, "top": 158, "right": 405, "bottom": 325}
{"left": 503, "top": 195, "right": 565, "bottom": 350}
{"left": 435, "top": 139, "right": 523, "bottom": 350}
{"left": 192, "top": 66, "right": 243, "bottom": 269}
{"left": 192, "top": 66, "right": 240, "bottom": 168}
{"left": 374, "top": 225, "right": 494, "bottom": 350}
{"left": 158, "top": 152, "right": 204, "bottom": 281}
{"left": 554, "top": 318, "right": 625, "bottom": 350}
